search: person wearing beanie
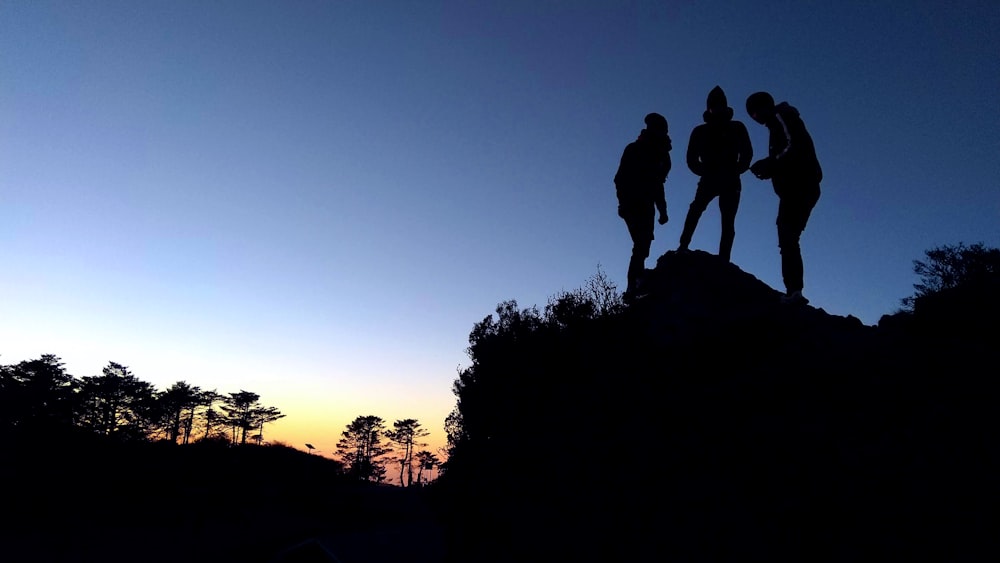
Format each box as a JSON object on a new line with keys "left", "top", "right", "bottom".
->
{"left": 677, "top": 85, "right": 753, "bottom": 262}
{"left": 745, "top": 91, "right": 823, "bottom": 305}
{"left": 614, "top": 112, "right": 672, "bottom": 301}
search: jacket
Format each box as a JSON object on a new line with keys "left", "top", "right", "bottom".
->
{"left": 686, "top": 106, "right": 753, "bottom": 187}
{"left": 765, "top": 102, "right": 823, "bottom": 197}
{"left": 614, "top": 129, "right": 671, "bottom": 212}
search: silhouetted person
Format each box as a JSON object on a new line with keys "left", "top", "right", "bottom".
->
{"left": 746, "top": 91, "right": 823, "bottom": 305}
{"left": 614, "top": 112, "right": 671, "bottom": 300}
{"left": 678, "top": 86, "right": 753, "bottom": 262}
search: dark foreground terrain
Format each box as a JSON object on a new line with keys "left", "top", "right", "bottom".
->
{"left": 3, "top": 436, "right": 448, "bottom": 563}
{"left": 6, "top": 247, "right": 998, "bottom": 562}
{"left": 435, "top": 249, "right": 1000, "bottom": 562}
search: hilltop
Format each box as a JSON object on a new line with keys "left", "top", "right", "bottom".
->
{"left": 435, "top": 249, "right": 996, "bottom": 562}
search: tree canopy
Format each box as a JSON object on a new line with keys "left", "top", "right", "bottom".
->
{"left": 902, "top": 242, "right": 1000, "bottom": 312}
{"left": 0, "top": 357, "right": 284, "bottom": 447}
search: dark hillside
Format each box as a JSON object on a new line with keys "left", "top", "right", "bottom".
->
{"left": 435, "top": 249, "right": 998, "bottom": 562}
{"left": 3, "top": 248, "right": 995, "bottom": 562}
{"left": 1, "top": 434, "right": 440, "bottom": 563}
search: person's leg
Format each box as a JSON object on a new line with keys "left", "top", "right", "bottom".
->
{"left": 717, "top": 187, "right": 741, "bottom": 262}
{"left": 777, "top": 209, "right": 804, "bottom": 294}
{"left": 679, "top": 183, "right": 716, "bottom": 250}
{"left": 776, "top": 186, "right": 819, "bottom": 294}
{"left": 625, "top": 208, "right": 655, "bottom": 294}
{"left": 627, "top": 241, "right": 650, "bottom": 293}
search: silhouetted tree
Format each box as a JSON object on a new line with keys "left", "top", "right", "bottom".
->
{"left": 180, "top": 389, "right": 203, "bottom": 444}
{"left": 221, "top": 390, "right": 261, "bottom": 445}
{"left": 155, "top": 381, "right": 202, "bottom": 444}
{"left": 335, "top": 415, "right": 390, "bottom": 483}
{"left": 77, "top": 362, "right": 156, "bottom": 440}
{"left": 0, "top": 360, "right": 12, "bottom": 430}
{"left": 440, "top": 281, "right": 636, "bottom": 562}
{"left": 447, "top": 278, "right": 614, "bottom": 467}
{"left": 387, "top": 418, "right": 430, "bottom": 487}
{"left": 577, "top": 263, "right": 626, "bottom": 316}
{"left": 443, "top": 407, "right": 464, "bottom": 456}
{"left": 0, "top": 354, "right": 79, "bottom": 433}
{"left": 448, "top": 300, "right": 543, "bottom": 464}
{"left": 415, "top": 450, "right": 439, "bottom": 485}
{"left": 248, "top": 405, "right": 285, "bottom": 445}
{"left": 198, "top": 389, "right": 225, "bottom": 441}
{"left": 901, "top": 242, "right": 1000, "bottom": 312}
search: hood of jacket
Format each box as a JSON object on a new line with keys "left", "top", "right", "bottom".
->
{"left": 704, "top": 85, "right": 734, "bottom": 123}
{"left": 639, "top": 128, "right": 672, "bottom": 152}
{"left": 775, "top": 101, "right": 800, "bottom": 118}
{"left": 703, "top": 106, "right": 734, "bottom": 124}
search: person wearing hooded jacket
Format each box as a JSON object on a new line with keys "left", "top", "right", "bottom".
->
{"left": 614, "top": 112, "right": 671, "bottom": 300}
{"left": 678, "top": 85, "right": 753, "bottom": 262}
{"left": 746, "top": 91, "right": 823, "bottom": 305}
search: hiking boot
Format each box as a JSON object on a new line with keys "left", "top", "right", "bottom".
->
{"left": 634, "top": 276, "right": 653, "bottom": 298}
{"left": 780, "top": 290, "right": 809, "bottom": 305}
{"left": 623, "top": 281, "right": 637, "bottom": 303}
{"left": 624, "top": 277, "right": 652, "bottom": 304}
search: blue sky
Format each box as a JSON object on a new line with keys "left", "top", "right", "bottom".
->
{"left": 2, "top": 1, "right": 998, "bottom": 457}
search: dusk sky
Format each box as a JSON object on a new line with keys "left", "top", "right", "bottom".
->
{"left": 3, "top": 1, "right": 998, "bottom": 462}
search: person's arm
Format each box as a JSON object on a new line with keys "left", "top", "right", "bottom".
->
{"left": 686, "top": 128, "right": 704, "bottom": 177}
{"left": 655, "top": 183, "right": 668, "bottom": 223}
{"left": 657, "top": 137, "right": 670, "bottom": 222}
{"left": 773, "top": 112, "right": 794, "bottom": 161}
{"left": 663, "top": 139, "right": 672, "bottom": 180}
{"left": 735, "top": 122, "right": 753, "bottom": 174}
{"left": 614, "top": 144, "right": 635, "bottom": 201}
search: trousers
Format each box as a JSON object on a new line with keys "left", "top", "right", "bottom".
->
{"left": 679, "top": 179, "right": 741, "bottom": 262}
{"left": 776, "top": 185, "right": 820, "bottom": 293}
{"left": 621, "top": 205, "right": 655, "bottom": 292}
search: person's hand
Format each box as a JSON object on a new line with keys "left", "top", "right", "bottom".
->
{"left": 658, "top": 213, "right": 669, "bottom": 225}
{"left": 750, "top": 157, "right": 774, "bottom": 180}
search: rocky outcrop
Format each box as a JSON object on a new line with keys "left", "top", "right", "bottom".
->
{"left": 436, "top": 249, "right": 995, "bottom": 562}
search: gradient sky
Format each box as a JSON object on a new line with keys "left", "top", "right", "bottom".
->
{"left": 2, "top": 1, "right": 998, "bottom": 467}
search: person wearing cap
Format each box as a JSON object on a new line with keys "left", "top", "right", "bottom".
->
{"left": 677, "top": 85, "right": 753, "bottom": 262}
{"left": 745, "top": 91, "right": 823, "bottom": 305}
{"left": 613, "top": 112, "right": 672, "bottom": 301}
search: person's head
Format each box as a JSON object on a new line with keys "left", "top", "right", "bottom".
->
{"left": 745, "top": 91, "right": 775, "bottom": 124}
{"left": 707, "top": 85, "right": 728, "bottom": 113}
{"left": 644, "top": 112, "right": 668, "bottom": 135}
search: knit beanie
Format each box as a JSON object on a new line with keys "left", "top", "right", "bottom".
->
{"left": 644, "top": 112, "right": 668, "bottom": 133}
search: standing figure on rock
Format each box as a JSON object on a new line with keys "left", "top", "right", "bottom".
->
{"left": 614, "top": 112, "right": 672, "bottom": 302}
{"left": 745, "top": 91, "right": 823, "bottom": 305}
{"left": 677, "top": 85, "right": 753, "bottom": 262}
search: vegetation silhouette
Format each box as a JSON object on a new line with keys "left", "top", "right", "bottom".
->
{"left": 387, "top": 418, "right": 432, "bottom": 487}
{"left": 0, "top": 358, "right": 286, "bottom": 446}
{"left": 2, "top": 243, "right": 996, "bottom": 562}
{"left": 335, "top": 414, "right": 392, "bottom": 483}
{"left": 436, "top": 243, "right": 999, "bottom": 562}
{"left": 0, "top": 360, "right": 443, "bottom": 561}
